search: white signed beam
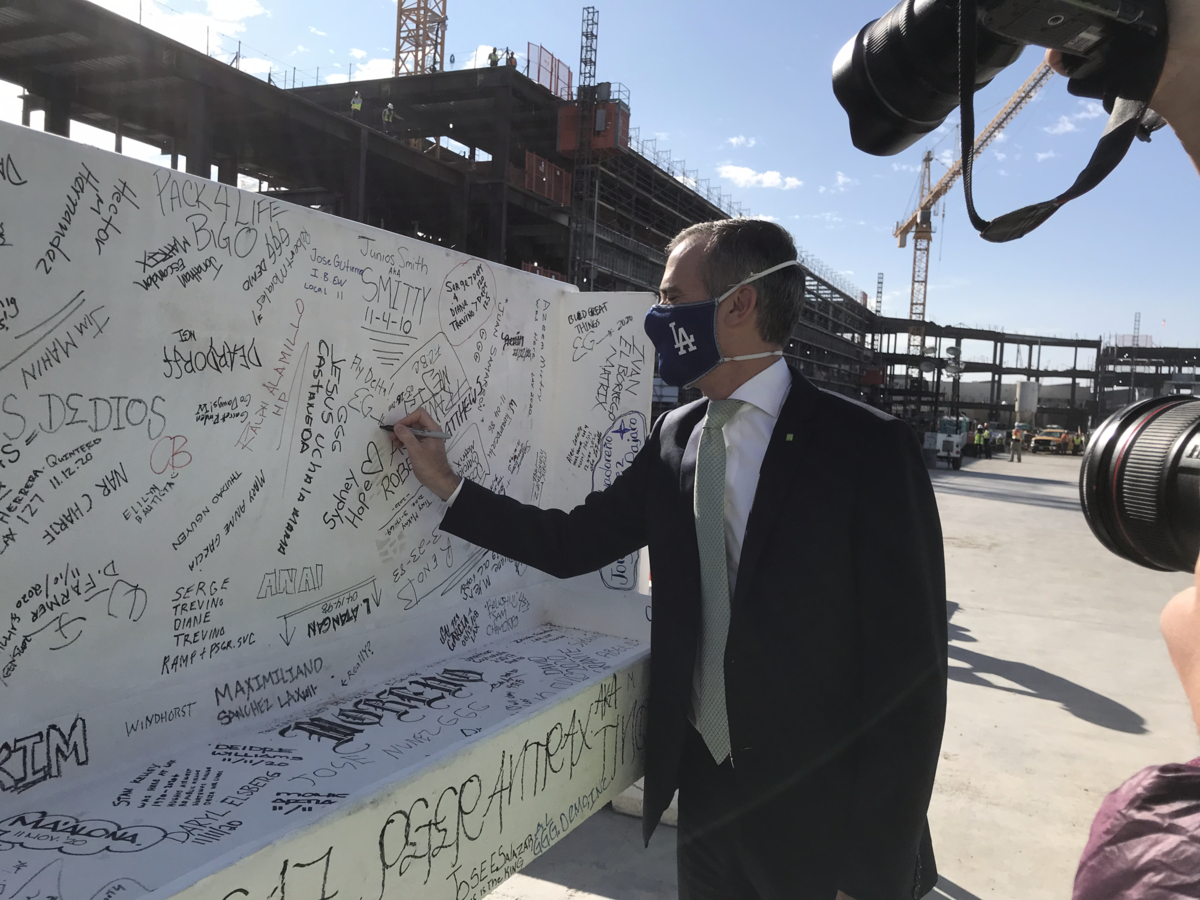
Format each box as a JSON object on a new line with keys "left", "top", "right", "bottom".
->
{"left": 0, "top": 119, "right": 653, "bottom": 900}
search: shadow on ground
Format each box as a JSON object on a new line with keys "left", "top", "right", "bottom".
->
{"left": 931, "top": 477, "right": 1082, "bottom": 513}
{"left": 519, "top": 806, "right": 678, "bottom": 899}
{"left": 948, "top": 601, "right": 1146, "bottom": 734}
{"left": 523, "top": 806, "right": 986, "bottom": 900}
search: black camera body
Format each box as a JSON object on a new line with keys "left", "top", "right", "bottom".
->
{"left": 834, "top": 0, "right": 1163, "bottom": 156}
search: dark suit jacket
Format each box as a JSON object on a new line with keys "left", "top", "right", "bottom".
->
{"left": 439, "top": 368, "right": 947, "bottom": 900}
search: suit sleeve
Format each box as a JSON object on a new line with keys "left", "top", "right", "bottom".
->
{"left": 437, "top": 420, "right": 657, "bottom": 580}
{"left": 839, "top": 418, "right": 948, "bottom": 900}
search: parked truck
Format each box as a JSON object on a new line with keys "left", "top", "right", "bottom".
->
{"left": 936, "top": 415, "right": 973, "bottom": 470}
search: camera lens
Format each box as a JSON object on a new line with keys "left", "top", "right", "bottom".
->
{"left": 832, "top": 0, "right": 1025, "bottom": 156}
{"left": 1081, "top": 396, "right": 1200, "bottom": 572}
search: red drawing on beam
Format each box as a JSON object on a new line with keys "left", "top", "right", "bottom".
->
{"left": 150, "top": 435, "right": 192, "bottom": 474}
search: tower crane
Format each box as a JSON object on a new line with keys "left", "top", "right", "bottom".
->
{"left": 395, "top": 0, "right": 447, "bottom": 77}
{"left": 896, "top": 62, "right": 1054, "bottom": 368}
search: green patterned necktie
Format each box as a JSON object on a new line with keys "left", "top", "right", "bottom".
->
{"left": 693, "top": 398, "right": 744, "bottom": 764}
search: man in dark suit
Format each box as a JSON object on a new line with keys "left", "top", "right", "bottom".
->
{"left": 392, "top": 219, "right": 947, "bottom": 900}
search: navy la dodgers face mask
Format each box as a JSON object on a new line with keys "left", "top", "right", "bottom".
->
{"left": 643, "top": 259, "right": 802, "bottom": 388}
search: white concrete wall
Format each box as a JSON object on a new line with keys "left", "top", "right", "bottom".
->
{"left": 0, "top": 120, "right": 653, "bottom": 900}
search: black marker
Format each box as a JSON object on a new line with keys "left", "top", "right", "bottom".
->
{"left": 379, "top": 424, "right": 451, "bottom": 440}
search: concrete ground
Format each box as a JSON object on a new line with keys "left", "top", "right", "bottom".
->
{"left": 492, "top": 451, "right": 1198, "bottom": 899}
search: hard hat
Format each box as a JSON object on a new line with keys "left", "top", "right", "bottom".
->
{"left": 387, "top": 103, "right": 393, "bottom": 109}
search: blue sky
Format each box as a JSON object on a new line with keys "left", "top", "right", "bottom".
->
{"left": 3, "top": 0, "right": 1197, "bottom": 371}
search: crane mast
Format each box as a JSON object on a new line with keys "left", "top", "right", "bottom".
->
{"left": 395, "top": 0, "right": 447, "bottom": 77}
{"left": 896, "top": 62, "right": 1054, "bottom": 367}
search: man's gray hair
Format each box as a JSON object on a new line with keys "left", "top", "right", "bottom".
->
{"left": 667, "top": 219, "right": 805, "bottom": 347}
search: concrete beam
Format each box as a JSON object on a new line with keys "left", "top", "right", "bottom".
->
{"left": 184, "top": 81, "right": 212, "bottom": 177}
{"left": 43, "top": 81, "right": 71, "bottom": 137}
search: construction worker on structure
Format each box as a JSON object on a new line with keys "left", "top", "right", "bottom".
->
{"left": 1010, "top": 424, "right": 1024, "bottom": 463}
{"left": 488, "top": 47, "right": 500, "bottom": 67}
{"left": 506, "top": 49, "right": 517, "bottom": 67}
{"left": 350, "top": 91, "right": 362, "bottom": 121}
{"left": 382, "top": 102, "right": 394, "bottom": 135}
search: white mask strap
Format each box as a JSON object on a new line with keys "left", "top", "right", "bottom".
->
{"left": 716, "top": 259, "right": 803, "bottom": 303}
{"left": 725, "top": 350, "right": 784, "bottom": 362}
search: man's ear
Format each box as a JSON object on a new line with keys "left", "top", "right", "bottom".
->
{"left": 723, "top": 284, "right": 758, "bottom": 327}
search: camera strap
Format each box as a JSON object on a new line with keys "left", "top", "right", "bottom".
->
{"left": 957, "top": 0, "right": 1169, "bottom": 243}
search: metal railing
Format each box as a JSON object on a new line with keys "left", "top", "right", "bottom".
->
{"left": 625, "top": 126, "right": 747, "bottom": 219}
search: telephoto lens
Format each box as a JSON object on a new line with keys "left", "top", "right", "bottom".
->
{"left": 832, "top": 0, "right": 1024, "bottom": 156}
{"left": 1081, "top": 396, "right": 1200, "bottom": 572}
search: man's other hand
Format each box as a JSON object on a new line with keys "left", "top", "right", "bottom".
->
{"left": 389, "top": 407, "right": 461, "bottom": 501}
{"left": 1046, "top": 0, "right": 1200, "bottom": 171}
{"left": 1160, "top": 553, "right": 1200, "bottom": 732}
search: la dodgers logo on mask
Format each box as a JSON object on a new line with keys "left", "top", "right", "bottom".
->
{"left": 643, "top": 258, "right": 802, "bottom": 388}
{"left": 669, "top": 321, "right": 697, "bottom": 356}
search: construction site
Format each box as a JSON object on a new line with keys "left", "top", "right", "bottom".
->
{"left": 6, "top": 0, "right": 1196, "bottom": 432}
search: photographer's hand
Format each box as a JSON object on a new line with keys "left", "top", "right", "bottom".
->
{"left": 1160, "top": 554, "right": 1200, "bottom": 731}
{"left": 389, "top": 407, "right": 462, "bottom": 501}
{"left": 1046, "top": 0, "right": 1200, "bottom": 173}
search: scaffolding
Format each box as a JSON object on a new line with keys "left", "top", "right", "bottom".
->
{"left": 874, "top": 318, "right": 1102, "bottom": 427}
{"left": 1097, "top": 342, "right": 1200, "bottom": 412}
{"left": 567, "top": 6, "right": 600, "bottom": 289}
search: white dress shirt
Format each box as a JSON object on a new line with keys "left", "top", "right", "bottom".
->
{"left": 698, "top": 357, "right": 793, "bottom": 598}
{"left": 689, "top": 357, "right": 792, "bottom": 725}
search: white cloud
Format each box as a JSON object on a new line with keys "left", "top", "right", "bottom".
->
{"left": 993, "top": 151, "right": 1007, "bottom": 162}
{"left": 461, "top": 45, "right": 490, "bottom": 68}
{"left": 1044, "top": 116, "right": 1077, "bottom": 135}
{"left": 350, "top": 48, "right": 367, "bottom": 59}
{"left": 324, "top": 73, "right": 349, "bottom": 84}
{"left": 654, "top": 132, "right": 670, "bottom": 141}
{"left": 993, "top": 131, "right": 1008, "bottom": 144}
{"left": 294, "top": 45, "right": 309, "bottom": 53}
{"left": 461, "top": 45, "right": 522, "bottom": 69}
{"left": 86, "top": 0, "right": 265, "bottom": 58}
{"left": 936, "top": 149, "right": 955, "bottom": 168}
{"left": 353, "top": 57, "right": 396, "bottom": 79}
{"left": 748, "top": 214, "right": 778, "bottom": 222}
{"left": 803, "top": 212, "right": 866, "bottom": 228}
{"left": 238, "top": 57, "right": 274, "bottom": 76}
{"left": 891, "top": 162, "right": 920, "bottom": 173}
{"left": 717, "top": 165, "right": 802, "bottom": 190}
{"left": 820, "top": 171, "right": 859, "bottom": 194}
{"left": 310, "top": 26, "right": 327, "bottom": 35}
{"left": 727, "top": 135, "right": 756, "bottom": 148}
{"left": 207, "top": 0, "right": 267, "bottom": 21}
{"left": 1036, "top": 149, "right": 1057, "bottom": 162}
{"left": 1045, "top": 100, "right": 1108, "bottom": 135}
